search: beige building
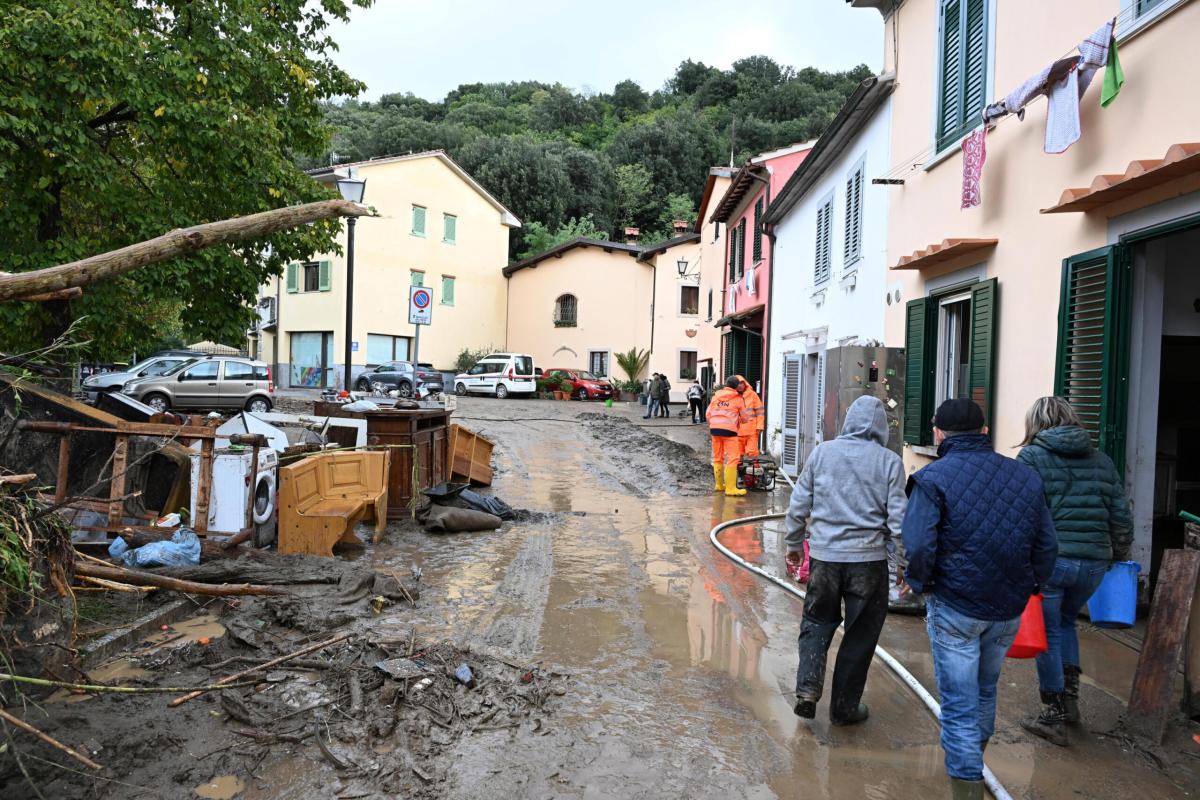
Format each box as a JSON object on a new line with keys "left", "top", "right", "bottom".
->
{"left": 252, "top": 151, "right": 519, "bottom": 388}
{"left": 852, "top": 0, "right": 1200, "bottom": 574}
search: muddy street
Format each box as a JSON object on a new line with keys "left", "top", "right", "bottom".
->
{"left": 7, "top": 396, "right": 1197, "bottom": 800}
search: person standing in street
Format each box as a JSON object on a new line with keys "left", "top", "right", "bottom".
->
{"left": 734, "top": 375, "right": 764, "bottom": 456}
{"left": 784, "top": 395, "right": 906, "bottom": 726}
{"left": 1015, "top": 397, "right": 1133, "bottom": 746}
{"left": 686, "top": 381, "right": 705, "bottom": 424}
{"left": 643, "top": 374, "right": 661, "bottom": 420}
{"left": 707, "top": 376, "right": 750, "bottom": 496}
{"left": 658, "top": 374, "right": 673, "bottom": 418}
{"left": 902, "top": 399, "right": 1057, "bottom": 800}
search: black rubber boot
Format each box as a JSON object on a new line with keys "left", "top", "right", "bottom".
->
{"left": 793, "top": 697, "right": 816, "bottom": 719}
{"left": 949, "top": 778, "right": 984, "bottom": 800}
{"left": 830, "top": 703, "right": 869, "bottom": 726}
{"left": 1062, "top": 664, "right": 1081, "bottom": 724}
{"left": 1021, "top": 691, "right": 1069, "bottom": 746}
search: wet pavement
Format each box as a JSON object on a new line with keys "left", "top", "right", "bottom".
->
{"left": 245, "top": 396, "right": 1194, "bottom": 800}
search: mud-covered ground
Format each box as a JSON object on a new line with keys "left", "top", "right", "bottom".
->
{"left": 3, "top": 395, "right": 1198, "bottom": 799}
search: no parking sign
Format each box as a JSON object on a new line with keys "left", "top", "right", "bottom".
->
{"left": 409, "top": 285, "right": 433, "bottom": 325}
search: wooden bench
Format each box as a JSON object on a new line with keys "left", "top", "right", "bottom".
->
{"left": 277, "top": 451, "right": 389, "bottom": 556}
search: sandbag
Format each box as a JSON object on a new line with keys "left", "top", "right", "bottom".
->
{"left": 418, "top": 503, "right": 502, "bottom": 533}
{"left": 458, "top": 489, "right": 515, "bottom": 521}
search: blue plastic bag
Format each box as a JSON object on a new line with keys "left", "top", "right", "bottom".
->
{"left": 113, "top": 528, "right": 202, "bottom": 568}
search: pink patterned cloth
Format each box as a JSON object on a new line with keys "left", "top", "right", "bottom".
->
{"left": 961, "top": 127, "right": 987, "bottom": 209}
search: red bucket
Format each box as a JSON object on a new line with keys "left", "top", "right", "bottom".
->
{"left": 1007, "top": 593, "right": 1047, "bottom": 659}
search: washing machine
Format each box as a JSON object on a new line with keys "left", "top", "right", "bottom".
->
{"left": 189, "top": 447, "right": 279, "bottom": 547}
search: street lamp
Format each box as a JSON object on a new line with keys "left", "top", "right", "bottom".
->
{"left": 336, "top": 177, "right": 366, "bottom": 391}
{"left": 677, "top": 257, "right": 689, "bottom": 277}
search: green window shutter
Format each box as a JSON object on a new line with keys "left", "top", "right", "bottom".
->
{"left": 318, "top": 260, "right": 331, "bottom": 292}
{"left": 936, "top": 0, "right": 987, "bottom": 151}
{"left": 845, "top": 166, "right": 864, "bottom": 263}
{"left": 937, "top": 0, "right": 964, "bottom": 149}
{"left": 967, "top": 278, "right": 998, "bottom": 426}
{"left": 286, "top": 263, "right": 298, "bottom": 293}
{"left": 745, "top": 331, "right": 762, "bottom": 388}
{"left": 722, "top": 332, "right": 734, "bottom": 378}
{"left": 411, "top": 206, "right": 426, "bottom": 236}
{"left": 903, "top": 297, "right": 937, "bottom": 446}
{"left": 1055, "top": 246, "right": 1131, "bottom": 471}
{"left": 410, "top": 271, "right": 424, "bottom": 287}
{"left": 963, "top": 0, "right": 988, "bottom": 126}
{"left": 752, "top": 198, "right": 763, "bottom": 262}
{"left": 728, "top": 231, "right": 736, "bottom": 279}
{"left": 443, "top": 214, "right": 456, "bottom": 243}
{"left": 441, "top": 275, "right": 455, "bottom": 305}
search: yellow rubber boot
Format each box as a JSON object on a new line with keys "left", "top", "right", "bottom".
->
{"left": 712, "top": 464, "right": 725, "bottom": 492}
{"left": 724, "top": 464, "right": 746, "bottom": 496}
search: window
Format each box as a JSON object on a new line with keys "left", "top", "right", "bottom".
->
{"left": 903, "top": 278, "right": 997, "bottom": 446}
{"left": 223, "top": 361, "right": 255, "bottom": 381}
{"left": 441, "top": 275, "right": 455, "bottom": 306}
{"left": 443, "top": 214, "right": 456, "bottom": 244}
{"left": 411, "top": 205, "right": 426, "bottom": 236}
{"left": 554, "top": 294, "right": 577, "bottom": 327}
{"left": 143, "top": 359, "right": 184, "bottom": 377}
{"left": 729, "top": 219, "right": 747, "bottom": 282}
{"left": 936, "top": 0, "right": 989, "bottom": 152}
{"left": 589, "top": 351, "right": 608, "bottom": 377}
{"left": 181, "top": 361, "right": 219, "bottom": 382}
{"left": 679, "top": 350, "right": 698, "bottom": 381}
{"left": 706, "top": 288, "right": 713, "bottom": 321}
{"left": 288, "top": 260, "right": 330, "bottom": 293}
{"left": 470, "top": 361, "right": 503, "bottom": 376}
{"left": 814, "top": 195, "right": 833, "bottom": 285}
{"left": 253, "top": 366, "right": 269, "bottom": 380}
{"left": 752, "top": 197, "right": 764, "bottom": 263}
{"left": 679, "top": 285, "right": 699, "bottom": 316}
{"left": 367, "top": 334, "right": 410, "bottom": 365}
{"left": 845, "top": 161, "right": 865, "bottom": 266}
{"left": 303, "top": 262, "right": 320, "bottom": 292}
{"left": 410, "top": 270, "right": 424, "bottom": 287}
{"left": 1136, "top": 0, "right": 1166, "bottom": 16}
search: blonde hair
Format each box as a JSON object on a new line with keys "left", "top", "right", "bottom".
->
{"left": 1020, "top": 396, "right": 1084, "bottom": 447}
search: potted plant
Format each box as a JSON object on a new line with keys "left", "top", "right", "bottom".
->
{"left": 620, "top": 379, "right": 642, "bottom": 402}
{"left": 535, "top": 377, "right": 555, "bottom": 400}
{"left": 548, "top": 374, "right": 570, "bottom": 400}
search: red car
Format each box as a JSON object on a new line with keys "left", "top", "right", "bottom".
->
{"left": 543, "top": 368, "right": 615, "bottom": 401}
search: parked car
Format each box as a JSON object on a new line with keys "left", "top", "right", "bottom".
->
{"left": 453, "top": 353, "right": 536, "bottom": 399}
{"left": 81, "top": 355, "right": 196, "bottom": 403}
{"left": 121, "top": 356, "right": 274, "bottom": 413}
{"left": 355, "top": 360, "right": 444, "bottom": 396}
{"left": 151, "top": 349, "right": 207, "bottom": 358}
{"left": 543, "top": 368, "right": 615, "bottom": 401}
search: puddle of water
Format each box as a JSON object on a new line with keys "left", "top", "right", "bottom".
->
{"left": 194, "top": 774, "right": 244, "bottom": 799}
{"left": 136, "top": 612, "right": 226, "bottom": 654}
{"left": 91, "top": 658, "right": 152, "bottom": 682}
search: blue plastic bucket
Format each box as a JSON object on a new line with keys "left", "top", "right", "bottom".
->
{"left": 1086, "top": 561, "right": 1140, "bottom": 628}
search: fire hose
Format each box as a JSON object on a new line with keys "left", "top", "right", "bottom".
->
{"left": 709, "top": 506, "right": 1014, "bottom": 800}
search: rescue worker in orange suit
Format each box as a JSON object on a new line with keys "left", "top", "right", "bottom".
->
{"left": 734, "top": 374, "right": 765, "bottom": 458}
{"left": 708, "top": 376, "right": 752, "bottom": 496}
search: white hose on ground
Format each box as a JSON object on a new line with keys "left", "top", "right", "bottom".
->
{"left": 709, "top": 511, "right": 1014, "bottom": 800}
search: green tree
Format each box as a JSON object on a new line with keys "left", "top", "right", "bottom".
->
{"left": 0, "top": 0, "right": 371, "bottom": 357}
{"left": 607, "top": 112, "right": 721, "bottom": 225}
{"left": 611, "top": 79, "right": 648, "bottom": 119}
{"left": 613, "top": 163, "right": 654, "bottom": 231}
{"left": 644, "top": 194, "right": 697, "bottom": 245}
{"left": 517, "top": 215, "right": 608, "bottom": 260}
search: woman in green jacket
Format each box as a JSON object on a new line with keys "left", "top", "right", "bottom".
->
{"left": 1016, "top": 396, "right": 1133, "bottom": 746}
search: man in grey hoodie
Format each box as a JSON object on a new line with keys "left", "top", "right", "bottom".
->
{"left": 785, "top": 395, "right": 906, "bottom": 725}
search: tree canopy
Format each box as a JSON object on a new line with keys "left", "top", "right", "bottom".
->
{"left": 0, "top": 0, "right": 372, "bottom": 358}
{"left": 314, "top": 57, "right": 871, "bottom": 258}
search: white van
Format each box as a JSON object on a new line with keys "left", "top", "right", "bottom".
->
{"left": 453, "top": 353, "right": 537, "bottom": 398}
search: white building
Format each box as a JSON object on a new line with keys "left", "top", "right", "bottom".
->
{"left": 763, "top": 74, "right": 895, "bottom": 474}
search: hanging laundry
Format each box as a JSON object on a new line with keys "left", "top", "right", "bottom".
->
{"left": 1102, "top": 33, "right": 1124, "bottom": 107}
{"left": 1076, "top": 20, "right": 1113, "bottom": 97}
{"left": 961, "top": 127, "right": 987, "bottom": 209}
{"left": 1045, "top": 67, "right": 1081, "bottom": 154}
{"left": 727, "top": 283, "right": 737, "bottom": 314}
{"left": 745, "top": 264, "right": 756, "bottom": 296}
{"left": 982, "top": 57, "right": 1077, "bottom": 124}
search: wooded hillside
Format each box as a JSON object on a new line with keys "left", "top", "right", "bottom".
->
{"left": 311, "top": 57, "right": 872, "bottom": 257}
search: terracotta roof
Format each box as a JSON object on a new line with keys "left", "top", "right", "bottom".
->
{"left": 891, "top": 238, "right": 998, "bottom": 271}
{"left": 1042, "top": 143, "right": 1200, "bottom": 214}
{"left": 637, "top": 233, "right": 701, "bottom": 261}
{"left": 709, "top": 164, "right": 769, "bottom": 224}
{"left": 502, "top": 238, "right": 641, "bottom": 277}
{"left": 714, "top": 304, "right": 765, "bottom": 328}
{"left": 695, "top": 167, "right": 736, "bottom": 232}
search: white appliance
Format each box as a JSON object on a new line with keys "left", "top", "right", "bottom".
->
{"left": 189, "top": 447, "right": 278, "bottom": 545}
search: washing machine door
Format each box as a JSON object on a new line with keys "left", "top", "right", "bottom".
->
{"left": 252, "top": 471, "right": 276, "bottom": 525}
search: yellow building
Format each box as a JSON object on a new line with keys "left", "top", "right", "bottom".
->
{"left": 252, "top": 151, "right": 519, "bottom": 388}
{"left": 853, "top": 0, "right": 1200, "bottom": 573}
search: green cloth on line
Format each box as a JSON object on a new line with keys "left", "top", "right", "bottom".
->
{"left": 1102, "top": 35, "right": 1124, "bottom": 107}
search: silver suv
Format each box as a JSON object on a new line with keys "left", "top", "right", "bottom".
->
{"left": 122, "top": 357, "right": 274, "bottom": 413}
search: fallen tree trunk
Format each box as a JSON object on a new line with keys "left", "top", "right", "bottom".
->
{"left": 74, "top": 562, "right": 287, "bottom": 596}
{"left": 161, "top": 555, "right": 371, "bottom": 585}
{"left": 0, "top": 199, "right": 372, "bottom": 302}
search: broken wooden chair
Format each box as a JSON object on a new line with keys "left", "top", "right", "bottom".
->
{"left": 276, "top": 451, "right": 388, "bottom": 556}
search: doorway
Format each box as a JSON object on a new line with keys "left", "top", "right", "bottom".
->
{"left": 290, "top": 331, "right": 333, "bottom": 388}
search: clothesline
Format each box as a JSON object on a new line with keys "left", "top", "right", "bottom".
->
{"left": 875, "top": 8, "right": 1137, "bottom": 181}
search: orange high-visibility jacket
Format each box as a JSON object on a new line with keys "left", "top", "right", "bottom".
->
{"left": 735, "top": 375, "right": 765, "bottom": 435}
{"left": 707, "top": 387, "right": 752, "bottom": 434}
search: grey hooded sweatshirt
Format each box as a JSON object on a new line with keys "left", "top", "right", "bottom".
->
{"left": 784, "top": 395, "right": 906, "bottom": 563}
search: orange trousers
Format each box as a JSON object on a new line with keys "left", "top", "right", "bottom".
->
{"left": 739, "top": 434, "right": 761, "bottom": 458}
{"left": 711, "top": 434, "right": 743, "bottom": 466}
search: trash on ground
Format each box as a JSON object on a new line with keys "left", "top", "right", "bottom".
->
{"left": 108, "top": 527, "right": 201, "bottom": 567}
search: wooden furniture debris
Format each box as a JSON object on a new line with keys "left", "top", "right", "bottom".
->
{"left": 277, "top": 451, "right": 388, "bottom": 556}
{"left": 1184, "top": 519, "right": 1200, "bottom": 717}
{"left": 1126, "top": 548, "right": 1200, "bottom": 743}
{"left": 448, "top": 424, "right": 494, "bottom": 486}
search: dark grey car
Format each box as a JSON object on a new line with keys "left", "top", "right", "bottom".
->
{"left": 81, "top": 356, "right": 194, "bottom": 403}
{"left": 354, "top": 361, "right": 444, "bottom": 397}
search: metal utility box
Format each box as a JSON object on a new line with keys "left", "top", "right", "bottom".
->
{"left": 822, "top": 346, "right": 906, "bottom": 455}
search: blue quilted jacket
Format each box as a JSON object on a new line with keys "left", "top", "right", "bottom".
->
{"left": 902, "top": 434, "right": 1058, "bottom": 621}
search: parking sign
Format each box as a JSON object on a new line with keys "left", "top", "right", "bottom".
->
{"left": 409, "top": 285, "right": 433, "bottom": 325}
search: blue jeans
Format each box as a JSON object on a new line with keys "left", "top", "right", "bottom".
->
{"left": 1035, "top": 556, "right": 1108, "bottom": 692}
{"left": 925, "top": 594, "right": 1020, "bottom": 781}
{"left": 644, "top": 399, "right": 660, "bottom": 418}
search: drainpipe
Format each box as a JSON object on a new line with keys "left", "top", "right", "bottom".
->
{"left": 744, "top": 171, "right": 772, "bottom": 411}
{"left": 649, "top": 260, "right": 656, "bottom": 360}
{"left": 273, "top": 274, "right": 281, "bottom": 380}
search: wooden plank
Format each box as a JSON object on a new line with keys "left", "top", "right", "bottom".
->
{"left": 1126, "top": 549, "right": 1200, "bottom": 742}
{"left": 54, "top": 434, "right": 71, "bottom": 504}
{"left": 106, "top": 433, "right": 129, "bottom": 530}
{"left": 194, "top": 438, "right": 214, "bottom": 534}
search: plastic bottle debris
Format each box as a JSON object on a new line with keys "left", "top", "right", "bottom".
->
{"left": 411, "top": 677, "right": 434, "bottom": 696}
{"left": 454, "top": 663, "right": 475, "bottom": 687}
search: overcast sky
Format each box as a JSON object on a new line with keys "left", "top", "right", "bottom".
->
{"left": 328, "top": 0, "right": 884, "bottom": 102}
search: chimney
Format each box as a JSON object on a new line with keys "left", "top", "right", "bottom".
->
{"left": 672, "top": 220, "right": 689, "bottom": 235}
{"left": 624, "top": 227, "right": 640, "bottom": 245}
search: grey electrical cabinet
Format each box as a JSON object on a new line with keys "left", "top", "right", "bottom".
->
{"left": 821, "top": 346, "right": 906, "bottom": 455}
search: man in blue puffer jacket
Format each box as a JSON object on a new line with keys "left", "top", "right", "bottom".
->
{"left": 902, "top": 399, "right": 1057, "bottom": 800}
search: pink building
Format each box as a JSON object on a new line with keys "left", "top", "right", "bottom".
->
{"left": 708, "top": 141, "right": 814, "bottom": 398}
